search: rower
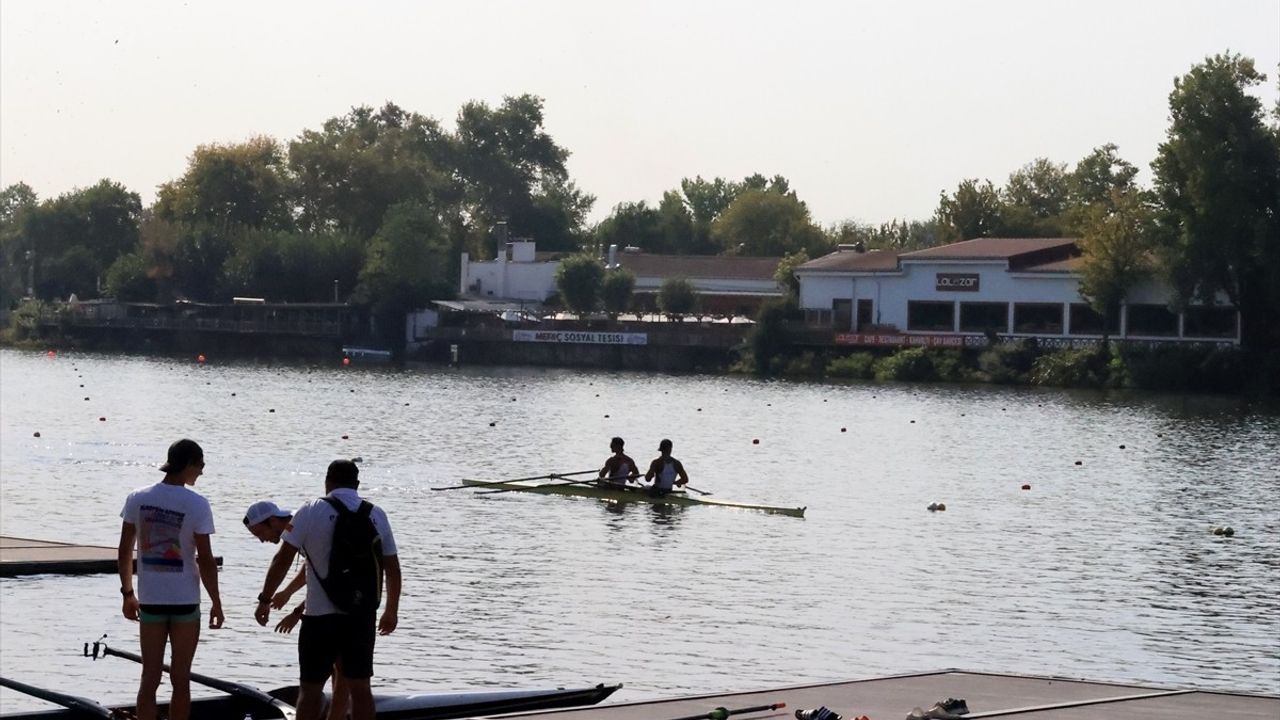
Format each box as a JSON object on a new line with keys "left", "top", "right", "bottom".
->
{"left": 644, "top": 439, "right": 690, "bottom": 496}
{"left": 598, "top": 437, "right": 638, "bottom": 487}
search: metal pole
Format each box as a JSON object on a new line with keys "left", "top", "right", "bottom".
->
{"left": 333, "top": 279, "right": 339, "bottom": 303}
{"left": 25, "top": 249, "right": 35, "bottom": 297}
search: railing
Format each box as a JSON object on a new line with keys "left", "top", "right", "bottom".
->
{"left": 39, "top": 313, "right": 346, "bottom": 338}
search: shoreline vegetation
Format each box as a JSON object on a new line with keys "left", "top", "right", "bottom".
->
{"left": 3, "top": 53, "right": 1277, "bottom": 396}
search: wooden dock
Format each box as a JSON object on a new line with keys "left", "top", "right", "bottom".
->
{"left": 0, "top": 536, "right": 221, "bottom": 577}
{"left": 487, "top": 670, "right": 1279, "bottom": 720}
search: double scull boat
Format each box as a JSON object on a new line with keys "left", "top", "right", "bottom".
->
{"left": 462, "top": 478, "right": 806, "bottom": 517}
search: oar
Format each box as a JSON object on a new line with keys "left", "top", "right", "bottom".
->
{"left": 432, "top": 469, "right": 598, "bottom": 491}
{"left": 666, "top": 702, "right": 787, "bottom": 720}
{"left": 87, "top": 638, "right": 296, "bottom": 720}
{"left": 478, "top": 473, "right": 645, "bottom": 495}
{"left": 681, "top": 485, "right": 713, "bottom": 496}
{"left": 0, "top": 675, "right": 123, "bottom": 719}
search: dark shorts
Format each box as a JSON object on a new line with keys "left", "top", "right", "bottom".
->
{"left": 298, "top": 612, "right": 376, "bottom": 683}
{"left": 139, "top": 603, "right": 200, "bottom": 624}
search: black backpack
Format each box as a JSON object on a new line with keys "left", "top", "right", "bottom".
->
{"left": 308, "top": 497, "right": 383, "bottom": 613}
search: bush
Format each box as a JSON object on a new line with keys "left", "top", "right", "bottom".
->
{"left": 826, "top": 352, "right": 877, "bottom": 379}
{"left": 780, "top": 351, "right": 822, "bottom": 377}
{"left": 978, "top": 339, "right": 1043, "bottom": 383}
{"left": 929, "top": 349, "right": 970, "bottom": 382}
{"left": 874, "top": 346, "right": 936, "bottom": 381}
{"left": 1030, "top": 348, "right": 1106, "bottom": 388}
{"left": 657, "top": 277, "right": 697, "bottom": 317}
{"left": 601, "top": 269, "right": 635, "bottom": 318}
{"left": 555, "top": 254, "right": 605, "bottom": 317}
{"left": 742, "top": 297, "right": 795, "bottom": 375}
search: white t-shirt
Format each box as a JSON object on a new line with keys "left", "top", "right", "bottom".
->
{"left": 120, "top": 482, "right": 215, "bottom": 605}
{"left": 282, "top": 487, "right": 398, "bottom": 616}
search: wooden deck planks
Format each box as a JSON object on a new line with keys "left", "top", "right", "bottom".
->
{"left": 484, "top": 671, "right": 1279, "bottom": 720}
{"left": 0, "top": 535, "right": 221, "bottom": 577}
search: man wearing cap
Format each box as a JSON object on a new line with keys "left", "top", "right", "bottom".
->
{"left": 643, "top": 439, "right": 690, "bottom": 496}
{"left": 253, "top": 460, "right": 400, "bottom": 720}
{"left": 118, "top": 439, "right": 224, "bottom": 720}
{"left": 244, "top": 501, "right": 293, "bottom": 544}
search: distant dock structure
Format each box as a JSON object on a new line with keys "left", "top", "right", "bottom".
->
{"left": 0, "top": 536, "right": 221, "bottom": 577}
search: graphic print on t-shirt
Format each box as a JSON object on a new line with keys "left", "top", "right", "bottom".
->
{"left": 140, "top": 504, "right": 186, "bottom": 572}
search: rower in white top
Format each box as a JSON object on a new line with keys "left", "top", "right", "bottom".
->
{"left": 643, "top": 439, "right": 690, "bottom": 497}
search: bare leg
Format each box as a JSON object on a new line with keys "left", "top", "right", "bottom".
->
{"left": 136, "top": 622, "right": 168, "bottom": 720}
{"left": 327, "top": 664, "right": 349, "bottom": 720}
{"left": 166, "top": 620, "right": 201, "bottom": 720}
{"left": 345, "top": 677, "right": 374, "bottom": 720}
{"left": 296, "top": 681, "right": 328, "bottom": 720}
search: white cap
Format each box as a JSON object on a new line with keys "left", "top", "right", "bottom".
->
{"left": 243, "top": 501, "right": 291, "bottom": 527}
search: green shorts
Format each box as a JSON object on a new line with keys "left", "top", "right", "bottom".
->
{"left": 139, "top": 603, "right": 200, "bottom": 624}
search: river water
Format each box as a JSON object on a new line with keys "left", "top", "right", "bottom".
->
{"left": 1, "top": 348, "right": 1277, "bottom": 711}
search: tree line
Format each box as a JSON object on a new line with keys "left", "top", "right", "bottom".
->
{"left": 2, "top": 53, "right": 1277, "bottom": 348}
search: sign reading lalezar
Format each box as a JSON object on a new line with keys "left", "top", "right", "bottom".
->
{"left": 936, "top": 273, "right": 980, "bottom": 291}
{"left": 512, "top": 330, "right": 648, "bottom": 345}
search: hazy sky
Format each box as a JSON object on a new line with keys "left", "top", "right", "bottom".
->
{"left": 2, "top": 1, "right": 1277, "bottom": 227}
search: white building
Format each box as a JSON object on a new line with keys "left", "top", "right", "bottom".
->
{"left": 796, "top": 238, "right": 1238, "bottom": 346}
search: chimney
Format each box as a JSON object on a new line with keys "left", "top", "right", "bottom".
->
{"left": 608, "top": 244, "right": 618, "bottom": 269}
{"left": 494, "top": 222, "right": 510, "bottom": 261}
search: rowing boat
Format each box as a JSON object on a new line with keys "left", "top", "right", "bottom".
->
{"left": 0, "top": 683, "right": 621, "bottom": 720}
{"left": 462, "top": 479, "right": 806, "bottom": 517}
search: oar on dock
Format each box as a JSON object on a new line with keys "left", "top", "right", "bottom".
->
{"left": 666, "top": 702, "right": 787, "bottom": 720}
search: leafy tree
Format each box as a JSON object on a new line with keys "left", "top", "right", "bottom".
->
{"left": 595, "top": 201, "right": 662, "bottom": 253}
{"left": 774, "top": 250, "right": 810, "bottom": 298}
{"left": 289, "top": 103, "right": 451, "bottom": 238}
{"left": 1070, "top": 144, "right": 1138, "bottom": 207}
{"left": 555, "top": 253, "right": 604, "bottom": 317}
{"left": 656, "top": 190, "right": 695, "bottom": 254}
{"left": 171, "top": 225, "right": 232, "bottom": 301}
{"left": 712, "top": 190, "right": 829, "bottom": 256}
{"left": 358, "top": 201, "right": 453, "bottom": 315}
{"left": 657, "top": 276, "right": 697, "bottom": 317}
{"left": 509, "top": 178, "right": 594, "bottom": 252}
{"left": 1001, "top": 158, "right": 1071, "bottom": 236}
{"left": 937, "top": 179, "right": 1003, "bottom": 240}
{"left": 1151, "top": 53, "right": 1280, "bottom": 349}
{"left": 21, "top": 180, "right": 141, "bottom": 299}
{"left": 154, "top": 136, "right": 291, "bottom": 230}
{"left": 1, "top": 183, "right": 38, "bottom": 304}
{"left": 601, "top": 268, "right": 635, "bottom": 319}
{"left": 831, "top": 217, "right": 953, "bottom": 252}
{"left": 104, "top": 252, "right": 156, "bottom": 302}
{"left": 1077, "top": 191, "right": 1155, "bottom": 339}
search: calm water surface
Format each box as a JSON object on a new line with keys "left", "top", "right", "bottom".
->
{"left": 1, "top": 348, "right": 1277, "bottom": 711}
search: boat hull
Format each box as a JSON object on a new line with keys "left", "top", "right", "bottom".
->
{"left": 462, "top": 479, "right": 805, "bottom": 517}
{"left": 0, "top": 684, "right": 620, "bottom": 720}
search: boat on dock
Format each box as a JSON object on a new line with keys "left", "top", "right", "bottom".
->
{"left": 461, "top": 478, "right": 806, "bottom": 517}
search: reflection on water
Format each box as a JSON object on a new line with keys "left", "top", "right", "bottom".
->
{"left": 0, "top": 349, "right": 1277, "bottom": 711}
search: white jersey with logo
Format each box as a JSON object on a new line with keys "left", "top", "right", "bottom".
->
{"left": 120, "top": 482, "right": 215, "bottom": 605}
{"left": 282, "top": 487, "right": 398, "bottom": 616}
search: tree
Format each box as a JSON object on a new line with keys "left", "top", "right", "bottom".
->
{"left": 595, "top": 201, "right": 662, "bottom": 253}
{"left": 554, "top": 253, "right": 604, "bottom": 317}
{"left": 154, "top": 136, "right": 291, "bottom": 230}
{"left": 1, "top": 183, "right": 38, "bottom": 304}
{"left": 1070, "top": 144, "right": 1138, "bottom": 207}
{"left": 358, "top": 200, "right": 453, "bottom": 315}
{"left": 104, "top": 252, "right": 156, "bottom": 302}
{"left": 711, "top": 190, "right": 829, "bottom": 256}
{"left": 657, "top": 276, "right": 697, "bottom": 318}
{"left": 21, "top": 180, "right": 142, "bottom": 299}
{"left": 1077, "top": 191, "right": 1155, "bottom": 339}
{"left": 289, "top": 103, "right": 451, "bottom": 238}
{"left": 1001, "top": 158, "right": 1071, "bottom": 236}
{"left": 656, "top": 190, "right": 695, "bottom": 254}
{"left": 1151, "top": 53, "right": 1280, "bottom": 349}
{"left": 774, "top": 250, "right": 810, "bottom": 298}
{"left": 601, "top": 268, "right": 635, "bottom": 319}
{"left": 509, "top": 178, "right": 594, "bottom": 253}
{"left": 937, "top": 179, "right": 1003, "bottom": 240}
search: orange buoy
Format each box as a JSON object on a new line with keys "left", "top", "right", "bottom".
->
{"left": 343, "top": 357, "right": 351, "bottom": 366}
{"left": 197, "top": 354, "right": 206, "bottom": 364}
{"left": 46, "top": 350, "right": 56, "bottom": 358}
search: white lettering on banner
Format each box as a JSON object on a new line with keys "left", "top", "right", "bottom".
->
{"left": 833, "top": 333, "right": 1234, "bottom": 349}
{"left": 512, "top": 330, "right": 648, "bottom": 345}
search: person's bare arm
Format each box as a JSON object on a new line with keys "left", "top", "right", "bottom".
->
{"left": 272, "top": 567, "right": 307, "bottom": 609}
{"left": 117, "top": 521, "right": 139, "bottom": 621}
{"left": 676, "top": 459, "right": 690, "bottom": 486}
{"left": 644, "top": 459, "right": 658, "bottom": 483}
{"left": 378, "top": 555, "right": 401, "bottom": 635}
{"left": 256, "top": 542, "right": 299, "bottom": 626}
{"left": 194, "top": 533, "right": 223, "bottom": 628}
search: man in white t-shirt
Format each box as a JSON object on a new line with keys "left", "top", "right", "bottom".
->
{"left": 118, "top": 438, "right": 224, "bottom": 720}
{"left": 254, "top": 459, "right": 401, "bottom": 720}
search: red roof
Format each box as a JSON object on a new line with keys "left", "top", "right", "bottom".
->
{"left": 797, "top": 249, "right": 900, "bottom": 273}
{"left": 900, "top": 237, "right": 1077, "bottom": 261}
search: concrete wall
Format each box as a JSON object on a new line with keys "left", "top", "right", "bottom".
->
{"left": 461, "top": 254, "right": 559, "bottom": 301}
